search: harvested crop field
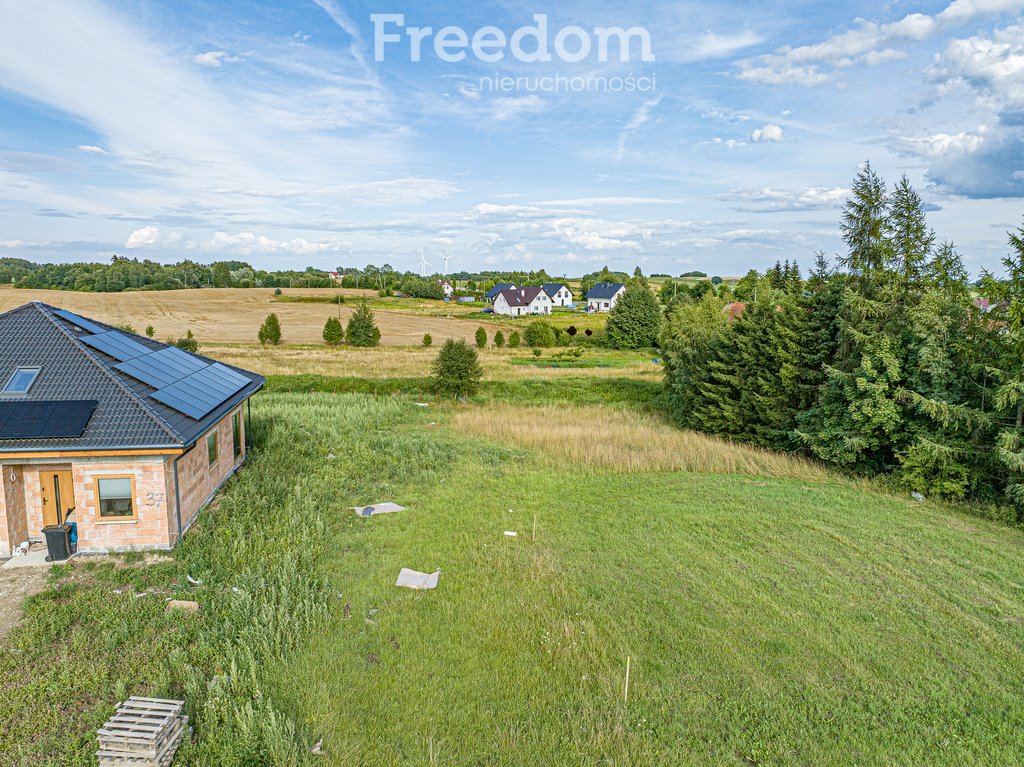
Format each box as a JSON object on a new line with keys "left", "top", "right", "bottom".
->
{"left": 0, "top": 286, "right": 497, "bottom": 345}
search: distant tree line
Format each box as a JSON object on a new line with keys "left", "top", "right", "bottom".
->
{"left": 661, "top": 162, "right": 1024, "bottom": 518}
{"left": 1, "top": 256, "right": 336, "bottom": 291}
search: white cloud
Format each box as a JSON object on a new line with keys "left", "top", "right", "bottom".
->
{"left": 938, "top": 0, "right": 1024, "bottom": 23}
{"left": 689, "top": 31, "right": 764, "bottom": 61}
{"left": 737, "top": 0, "right": 1024, "bottom": 86}
{"left": 720, "top": 186, "right": 849, "bottom": 212}
{"left": 894, "top": 127, "right": 988, "bottom": 157}
{"left": 491, "top": 96, "right": 545, "bottom": 121}
{"left": 125, "top": 225, "right": 180, "bottom": 248}
{"left": 191, "top": 51, "right": 231, "bottom": 68}
{"left": 77, "top": 144, "right": 108, "bottom": 154}
{"left": 537, "top": 197, "right": 684, "bottom": 206}
{"left": 0, "top": 240, "right": 24, "bottom": 248}
{"left": 455, "top": 81, "right": 481, "bottom": 101}
{"left": 750, "top": 123, "right": 784, "bottom": 142}
{"left": 616, "top": 95, "right": 663, "bottom": 161}
{"left": 899, "top": 23, "right": 1024, "bottom": 197}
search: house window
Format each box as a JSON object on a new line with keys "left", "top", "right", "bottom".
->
{"left": 207, "top": 432, "right": 218, "bottom": 467}
{"left": 232, "top": 412, "right": 242, "bottom": 459}
{"left": 95, "top": 476, "right": 135, "bottom": 520}
{"left": 2, "top": 367, "right": 40, "bottom": 394}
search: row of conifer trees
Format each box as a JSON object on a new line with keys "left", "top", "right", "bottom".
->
{"left": 661, "top": 163, "right": 1024, "bottom": 517}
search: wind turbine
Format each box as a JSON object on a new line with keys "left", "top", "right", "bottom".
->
{"left": 418, "top": 249, "right": 431, "bottom": 277}
{"left": 442, "top": 252, "right": 452, "bottom": 275}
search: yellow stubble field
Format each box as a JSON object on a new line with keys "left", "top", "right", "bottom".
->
{"left": 0, "top": 286, "right": 500, "bottom": 346}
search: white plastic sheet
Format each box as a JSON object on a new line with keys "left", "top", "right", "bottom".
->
{"left": 395, "top": 568, "right": 440, "bottom": 590}
{"left": 351, "top": 502, "right": 406, "bottom": 517}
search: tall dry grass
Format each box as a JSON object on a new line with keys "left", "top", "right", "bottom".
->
{"left": 208, "top": 345, "right": 659, "bottom": 381}
{"left": 451, "top": 404, "right": 834, "bottom": 481}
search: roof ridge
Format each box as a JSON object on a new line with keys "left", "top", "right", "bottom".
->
{"left": 34, "top": 304, "right": 186, "bottom": 445}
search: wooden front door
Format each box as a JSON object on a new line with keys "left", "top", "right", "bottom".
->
{"left": 39, "top": 470, "right": 75, "bottom": 527}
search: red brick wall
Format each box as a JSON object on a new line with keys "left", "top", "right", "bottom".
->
{"left": 72, "top": 458, "right": 173, "bottom": 553}
{"left": 173, "top": 406, "right": 246, "bottom": 534}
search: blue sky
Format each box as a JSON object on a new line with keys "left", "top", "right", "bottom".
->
{"left": 0, "top": 0, "right": 1022, "bottom": 277}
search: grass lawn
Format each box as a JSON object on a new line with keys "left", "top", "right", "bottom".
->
{"left": 2, "top": 393, "right": 1024, "bottom": 765}
{"left": 273, "top": 412, "right": 1024, "bottom": 766}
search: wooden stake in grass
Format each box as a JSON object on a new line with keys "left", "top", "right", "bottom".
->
{"left": 624, "top": 656, "right": 631, "bottom": 705}
{"left": 532, "top": 513, "right": 538, "bottom": 542}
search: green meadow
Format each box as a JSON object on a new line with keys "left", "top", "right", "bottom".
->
{"left": 2, "top": 393, "right": 1023, "bottom": 766}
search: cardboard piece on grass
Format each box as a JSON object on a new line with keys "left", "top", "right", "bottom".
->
{"left": 166, "top": 599, "right": 200, "bottom": 613}
{"left": 351, "top": 502, "right": 406, "bottom": 517}
{"left": 395, "top": 568, "right": 440, "bottom": 590}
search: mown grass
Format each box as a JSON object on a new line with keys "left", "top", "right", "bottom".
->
{"left": 4, "top": 393, "right": 1024, "bottom": 766}
{"left": 276, "top": 450, "right": 1024, "bottom": 766}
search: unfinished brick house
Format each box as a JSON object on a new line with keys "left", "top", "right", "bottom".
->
{"left": 0, "top": 302, "right": 265, "bottom": 556}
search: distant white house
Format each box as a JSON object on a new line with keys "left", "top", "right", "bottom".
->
{"left": 541, "top": 283, "right": 574, "bottom": 307}
{"left": 585, "top": 282, "right": 626, "bottom": 312}
{"left": 485, "top": 282, "right": 516, "bottom": 303}
{"left": 437, "top": 279, "right": 454, "bottom": 297}
{"left": 493, "top": 286, "right": 552, "bottom": 317}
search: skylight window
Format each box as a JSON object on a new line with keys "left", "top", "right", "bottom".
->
{"left": 2, "top": 367, "right": 40, "bottom": 394}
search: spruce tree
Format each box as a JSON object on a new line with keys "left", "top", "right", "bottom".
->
{"left": 346, "top": 301, "right": 380, "bottom": 347}
{"left": 322, "top": 317, "right": 344, "bottom": 345}
{"left": 258, "top": 313, "right": 282, "bottom": 345}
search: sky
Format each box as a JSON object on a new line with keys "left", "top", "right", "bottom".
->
{"left": 0, "top": 0, "right": 1022, "bottom": 278}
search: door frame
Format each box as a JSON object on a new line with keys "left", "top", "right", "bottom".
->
{"left": 39, "top": 469, "right": 75, "bottom": 528}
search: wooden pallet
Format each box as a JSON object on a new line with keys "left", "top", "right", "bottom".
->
{"left": 96, "top": 698, "right": 187, "bottom": 767}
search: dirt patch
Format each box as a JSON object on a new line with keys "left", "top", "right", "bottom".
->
{"left": 0, "top": 567, "right": 48, "bottom": 640}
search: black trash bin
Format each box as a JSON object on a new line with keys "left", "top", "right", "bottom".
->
{"left": 42, "top": 524, "right": 72, "bottom": 562}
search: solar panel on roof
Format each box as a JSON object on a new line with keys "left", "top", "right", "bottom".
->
{"left": 53, "top": 309, "right": 106, "bottom": 334}
{"left": 114, "top": 346, "right": 208, "bottom": 389}
{"left": 150, "top": 363, "right": 250, "bottom": 420}
{"left": 0, "top": 400, "right": 96, "bottom": 440}
{"left": 81, "top": 331, "right": 151, "bottom": 361}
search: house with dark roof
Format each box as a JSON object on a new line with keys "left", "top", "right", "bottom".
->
{"left": 0, "top": 302, "right": 265, "bottom": 557}
{"left": 540, "top": 283, "right": 574, "bottom": 307}
{"left": 585, "top": 282, "right": 626, "bottom": 312}
{"left": 485, "top": 283, "right": 516, "bottom": 303}
{"left": 493, "top": 287, "right": 552, "bottom": 317}
{"left": 437, "top": 279, "right": 454, "bottom": 298}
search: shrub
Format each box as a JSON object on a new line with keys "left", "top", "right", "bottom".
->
{"left": 423, "top": 333, "right": 433, "bottom": 347}
{"left": 174, "top": 330, "right": 199, "bottom": 353}
{"left": 566, "top": 325, "right": 578, "bottom": 336}
{"left": 475, "top": 326, "right": 487, "bottom": 348}
{"left": 604, "top": 281, "right": 662, "bottom": 349}
{"left": 115, "top": 323, "right": 135, "bottom": 333}
{"left": 322, "top": 317, "right": 344, "bottom": 345}
{"left": 431, "top": 339, "right": 483, "bottom": 397}
{"left": 494, "top": 330, "right": 505, "bottom": 348}
{"left": 274, "top": 287, "right": 283, "bottom": 295}
{"left": 533, "top": 348, "right": 542, "bottom": 357}
{"left": 523, "top": 320, "right": 556, "bottom": 348}
{"left": 554, "top": 328, "right": 567, "bottom": 346}
{"left": 145, "top": 325, "right": 155, "bottom": 338}
{"left": 258, "top": 313, "right": 282, "bottom": 345}
{"left": 346, "top": 301, "right": 381, "bottom": 347}
{"left": 508, "top": 331, "right": 521, "bottom": 348}
{"left": 585, "top": 328, "right": 593, "bottom": 336}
